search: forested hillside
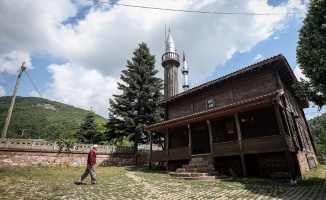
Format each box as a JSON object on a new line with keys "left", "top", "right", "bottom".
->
{"left": 308, "top": 113, "right": 326, "bottom": 153}
{"left": 0, "top": 96, "right": 106, "bottom": 139}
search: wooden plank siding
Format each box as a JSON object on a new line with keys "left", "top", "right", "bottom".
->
{"left": 151, "top": 135, "right": 285, "bottom": 161}
{"left": 242, "top": 135, "right": 284, "bottom": 154}
{"left": 151, "top": 150, "right": 166, "bottom": 162}
{"left": 193, "top": 98, "right": 207, "bottom": 114}
{"left": 211, "top": 135, "right": 284, "bottom": 157}
{"left": 168, "top": 147, "right": 190, "bottom": 160}
{"left": 213, "top": 141, "right": 241, "bottom": 156}
{"left": 166, "top": 72, "right": 277, "bottom": 121}
{"left": 168, "top": 101, "right": 193, "bottom": 120}
{"left": 282, "top": 90, "right": 315, "bottom": 153}
{"left": 232, "top": 73, "right": 277, "bottom": 102}
{"left": 214, "top": 90, "right": 232, "bottom": 107}
{"left": 150, "top": 147, "right": 190, "bottom": 162}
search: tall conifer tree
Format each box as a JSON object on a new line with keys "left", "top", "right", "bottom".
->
{"left": 76, "top": 110, "right": 104, "bottom": 144}
{"left": 106, "top": 42, "right": 164, "bottom": 153}
{"left": 295, "top": 0, "right": 326, "bottom": 109}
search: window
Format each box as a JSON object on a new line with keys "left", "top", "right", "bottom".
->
{"left": 207, "top": 98, "right": 214, "bottom": 108}
{"left": 226, "top": 121, "right": 234, "bottom": 134}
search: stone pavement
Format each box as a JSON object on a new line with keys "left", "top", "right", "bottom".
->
{"left": 126, "top": 171, "right": 326, "bottom": 200}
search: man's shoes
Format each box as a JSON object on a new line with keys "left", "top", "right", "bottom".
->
{"left": 91, "top": 182, "right": 98, "bottom": 185}
{"left": 74, "top": 181, "right": 83, "bottom": 185}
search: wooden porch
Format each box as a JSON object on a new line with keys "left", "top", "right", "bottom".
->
{"left": 151, "top": 134, "right": 286, "bottom": 161}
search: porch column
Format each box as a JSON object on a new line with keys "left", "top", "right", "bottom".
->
{"left": 234, "top": 112, "right": 247, "bottom": 177}
{"left": 165, "top": 128, "right": 169, "bottom": 170}
{"left": 165, "top": 128, "right": 169, "bottom": 158}
{"left": 274, "top": 103, "right": 296, "bottom": 179}
{"left": 207, "top": 119, "right": 214, "bottom": 154}
{"left": 188, "top": 124, "right": 192, "bottom": 155}
{"left": 149, "top": 131, "right": 152, "bottom": 170}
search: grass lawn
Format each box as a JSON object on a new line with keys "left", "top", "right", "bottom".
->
{"left": 0, "top": 165, "right": 325, "bottom": 199}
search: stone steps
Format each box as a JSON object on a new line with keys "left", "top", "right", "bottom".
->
{"left": 182, "top": 163, "right": 214, "bottom": 168}
{"left": 176, "top": 168, "right": 214, "bottom": 173}
{"left": 173, "top": 175, "right": 218, "bottom": 181}
{"left": 170, "top": 172, "right": 210, "bottom": 177}
{"left": 170, "top": 157, "right": 223, "bottom": 181}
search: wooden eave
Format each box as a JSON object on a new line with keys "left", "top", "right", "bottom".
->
{"left": 157, "top": 54, "right": 308, "bottom": 108}
{"left": 146, "top": 90, "right": 280, "bottom": 133}
{"left": 276, "top": 56, "right": 309, "bottom": 108}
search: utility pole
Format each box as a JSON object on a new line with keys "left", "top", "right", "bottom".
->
{"left": 1, "top": 62, "right": 26, "bottom": 138}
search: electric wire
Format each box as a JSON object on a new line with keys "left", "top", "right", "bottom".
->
{"left": 305, "top": 112, "right": 325, "bottom": 115}
{"left": 24, "top": 70, "right": 47, "bottom": 104}
{"left": 90, "top": 0, "right": 303, "bottom": 16}
{"left": 0, "top": 69, "right": 20, "bottom": 93}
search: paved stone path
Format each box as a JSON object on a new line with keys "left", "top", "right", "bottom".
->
{"left": 126, "top": 171, "right": 326, "bottom": 200}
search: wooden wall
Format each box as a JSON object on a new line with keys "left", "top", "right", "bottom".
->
{"left": 169, "top": 126, "right": 189, "bottom": 149}
{"left": 281, "top": 90, "right": 314, "bottom": 153}
{"left": 167, "top": 72, "right": 277, "bottom": 120}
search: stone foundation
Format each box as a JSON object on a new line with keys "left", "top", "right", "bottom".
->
{"left": 297, "top": 151, "right": 317, "bottom": 175}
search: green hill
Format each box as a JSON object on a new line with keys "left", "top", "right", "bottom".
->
{"left": 0, "top": 96, "right": 106, "bottom": 139}
{"left": 308, "top": 113, "right": 326, "bottom": 139}
{"left": 308, "top": 112, "right": 326, "bottom": 153}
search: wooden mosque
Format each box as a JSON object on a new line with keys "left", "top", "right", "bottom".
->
{"left": 146, "top": 31, "right": 317, "bottom": 179}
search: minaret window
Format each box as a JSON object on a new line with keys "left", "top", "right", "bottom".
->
{"left": 207, "top": 98, "right": 214, "bottom": 108}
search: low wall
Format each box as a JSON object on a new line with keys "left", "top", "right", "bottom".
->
{"left": 0, "top": 139, "right": 134, "bottom": 154}
{"left": 0, "top": 139, "right": 151, "bottom": 167}
{"left": 0, "top": 150, "right": 135, "bottom": 167}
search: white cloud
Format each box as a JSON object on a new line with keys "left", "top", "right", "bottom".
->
{"left": 0, "top": 0, "right": 307, "bottom": 116}
{"left": 285, "top": 0, "right": 307, "bottom": 19}
{"left": 254, "top": 54, "right": 263, "bottom": 61}
{"left": 43, "top": 63, "right": 119, "bottom": 118}
{"left": 0, "top": 51, "right": 32, "bottom": 74}
{"left": 294, "top": 65, "right": 309, "bottom": 81}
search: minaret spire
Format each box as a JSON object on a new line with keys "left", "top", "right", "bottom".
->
{"left": 181, "top": 50, "right": 189, "bottom": 91}
{"left": 162, "top": 29, "right": 180, "bottom": 99}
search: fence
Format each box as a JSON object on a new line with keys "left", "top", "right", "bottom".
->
{"left": 0, "top": 138, "right": 133, "bottom": 154}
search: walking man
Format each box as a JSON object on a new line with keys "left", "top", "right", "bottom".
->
{"left": 78, "top": 144, "right": 98, "bottom": 185}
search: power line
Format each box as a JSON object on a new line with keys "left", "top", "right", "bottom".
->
{"left": 0, "top": 69, "right": 20, "bottom": 93}
{"left": 24, "top": 70, "right": 47, "bottom": 104}
{"left": 90, "top": 0, "right": 303, "bottom": 16}
{"left": 305, "top": 112, "right": 325, "bottom": 115}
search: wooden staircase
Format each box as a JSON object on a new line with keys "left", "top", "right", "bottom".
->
{"left": 169, "top": 157, "right": 223, "bottom": 181}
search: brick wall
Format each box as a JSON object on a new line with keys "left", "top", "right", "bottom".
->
{"left": 0, "top": 150, "right": 135, "bottom": 167}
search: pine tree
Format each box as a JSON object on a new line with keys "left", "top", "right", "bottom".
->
{"left": 295, "top": 0, "right": 326, "bottom": 109}
{"left": 106, "top": 42, "right": 164, "bottom": 153}
{"left": 76, "top": 110, "right": 104, "bottom": 144}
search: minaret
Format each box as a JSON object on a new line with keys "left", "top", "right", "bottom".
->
{"left": 162, "top": 30, "right": 180, "bottom": 99}
{"left": 181, "top": 51, "right": 189, "bottom": 91}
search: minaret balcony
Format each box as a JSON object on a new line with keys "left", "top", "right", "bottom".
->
{"left": 162, "top": 52, "right": 180, "bottom": 67}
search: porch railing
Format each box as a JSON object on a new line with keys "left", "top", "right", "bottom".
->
{"left": 242, "top": 135, "right": 283, "bottom": 153}
{"left": 150, "top": 135, "right": 287, "bottom": 161}
{"left": 151, "top": 147, "right": 190, "bottom": 162}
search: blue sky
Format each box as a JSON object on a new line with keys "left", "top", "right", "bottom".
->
{"left": 0, "top": 0, "right": 324, "bottom": 120}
